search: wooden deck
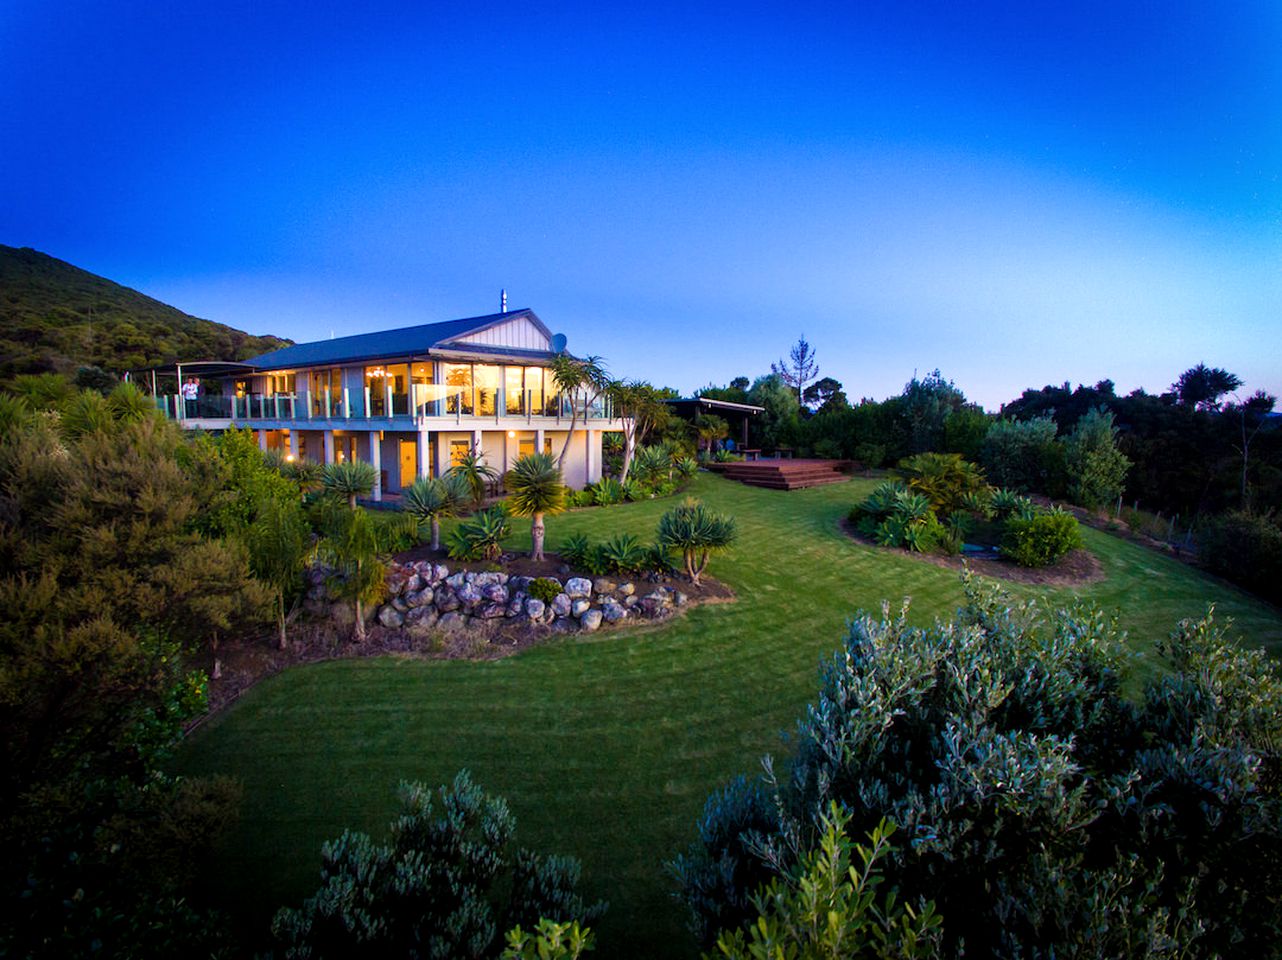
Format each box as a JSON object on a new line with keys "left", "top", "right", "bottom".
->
{"left": 706, "top": 458, "right": 853, "bottom": 490}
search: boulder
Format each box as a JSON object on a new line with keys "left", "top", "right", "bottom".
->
{"left": 592, "top": 577, "right": 618, "bottom": 595}
{"left": 430, "top": 563, "right": 450, "bottom": 584}
{"left": 674, "top": 591, "right": 689, "bottom": 606}
{"left": 551, "top": 616, "right": 578, "bottom": 633}
{"left": 565, "top": 577, "right": 593, "bottom": 599}
{"left": 456, "top": 583, "right": 483, "bottom": 608}
{"left": 618, "top": 581, "right": 635, "bottom": 597}
{"left": 643, "top": 590, "right": 673, "bottom": 606}
{"left": 405, "top": 606, "right": 438, "bottom": 626}
{"left": 551, "top": 593, "right": 572, "bottom": 618}
{"left": 446, "top": 572, "right": 468, "bottom": 589}
{"left": 507, "top": 575, "right": 531, "bottom": 594}
{"left": 571, "top": 599, "right": 591, "bottom": 617}
{"left": 391, "top": 596, "right": 410, "bottom": 613}
{"left": 580, "top": 609, "right": 603, "bottom": 632}
{"left": 525, "top": 598, "right": 546, "bottom": 621}
{"left": 477, "top": 602, "right": 507, "bottom": 620}
{"left": 474, "top": 571, "right": 508, "bottom": 587}
{"left": 639, "top": 597, "right": 671, "bottom": 619}
{"left": 601, "top": 601, "right": 627, "bottom": 623}
{"left": 481, "top": 583, "right": 509, "bottom": 604}
{"left": 434, "top": 586, "right": 460, "bottom": 612}
{"left": 623, "top": 595, "right": 640, "bottom": 608}
{"left": 406, "top": 586, "right": 435, "bottom": 608}
{"left": 377, "top": 605, "right": 405, "bottom": 628}
{"left": 402, "top": 573, "right": 423, "bottom": 595}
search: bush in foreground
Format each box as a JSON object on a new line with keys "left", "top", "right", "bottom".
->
{"left": 273, "top": 771, "right": 605, "bottom": 959}
{"left": 674, "top": 577, "right": 1282, "bottom": 958}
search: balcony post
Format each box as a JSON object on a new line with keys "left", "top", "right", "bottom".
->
{"left": 385, "top": 383, "right": 393, "bottom": 419}
{"left": 324, "top": 388, "right": 332, "bottom": 419}
{"left": 344, "top": 388, "right": 351, "bottom": 419}
{"left": 289, "top": 395, "right": 296, "bottom": 419}
{"left": 368, "top": 430, "right": 382, "bottom": 502}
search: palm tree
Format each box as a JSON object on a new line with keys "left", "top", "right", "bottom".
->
{"left": 318, "top": 506, "right": 386, "bottom": 643}
{"left": 447, "top": 447, "right": 498, "bottom": 511}
{"left": 607, "top": 379, "right": 667, "bottom": 484}
{"left": 504, "top": 453, "right": 565, "bottom": 560}
{"left": 402, "top": 474, "right": 468, "bottom": 551}
{"left": 323, "top": 459, "right": 378, "bottom": 510}
{"left": 549, "top": 353, "right": 609, "bottom": 470}
{"left": 246, "top": 497, "right": 313, "bottom": 649}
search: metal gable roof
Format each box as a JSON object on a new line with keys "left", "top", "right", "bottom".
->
{"left": 242, "top": 308, "right": 550, "bottom": 370}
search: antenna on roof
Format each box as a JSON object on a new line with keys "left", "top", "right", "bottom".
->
{"left": 500, "top": 289, "right": 507, "bottom": 314}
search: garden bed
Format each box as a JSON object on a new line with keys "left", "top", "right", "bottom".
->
{"left": 191, "top": 551, "right": 734, "bottom": 725}
{"left": 839, "top": 518, "right": 1104, "bottom": 587}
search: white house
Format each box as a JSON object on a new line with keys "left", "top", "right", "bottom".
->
{"left": 158, "top": 307, "right": 620, "bottom": 497}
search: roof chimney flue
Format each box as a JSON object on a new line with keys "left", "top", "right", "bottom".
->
{"left": 500, "top": 289, "right": 507, "bottom": 314}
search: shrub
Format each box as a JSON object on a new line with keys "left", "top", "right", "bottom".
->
{"left": 657, "top": 498, "right": 737, "bottom": 584}
{"left": 590, "top": 477, "right": 626, "bottom": 506}
{"left": 501, "top": 919, "right": 595, "bottom": 960}
{"left": 593, "top": 534, "right": 647, "bottom": 574}
{"left": 711, "top": 809, "right": 943, "bottom": 960}
{"left": 559, "top": 533, "right": 593, "bottom": 570}
{"left": 895, "top": 452, "right": 987, "bottom": 515}
{"left": 1063, "top": 407, "right": 1131, "bottom": 510}
{"left": 989, "top": 487, "right": 1033, "bottom": 520}
{"left": 528, "top": 578, "right": 563, "bottom": 605}
{"left": 1197, "top": 510, "right": 1282, "bottom": 604}
{"left": 980, "top": 416, "right": 1061, "bottom": 493}
{"left": 447, "top": 505, "right": 510, "bottom": 561}
{"left": 273, "top": 771, "right": 605, "bottom": 958}
{"left": 1001, "top": 508, "right": 1082, "bottom": 567}
{"left": 674, "top": 581, "right": 1282, "bottom": 958}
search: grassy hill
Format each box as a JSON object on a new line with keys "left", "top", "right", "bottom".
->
{"left": 0, "top": 245, "right": 290, "bottom": 380}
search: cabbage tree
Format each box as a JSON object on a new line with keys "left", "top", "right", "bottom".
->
{"left": 504, "top": 453, "right": 565, "bottom": 561}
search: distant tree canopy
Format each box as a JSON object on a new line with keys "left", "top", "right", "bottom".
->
{"left": 0, "top": 244, "right": 290, "bottom": 381}
{"left": 1172, "top": 363, "right": 1243, "bottom": 410}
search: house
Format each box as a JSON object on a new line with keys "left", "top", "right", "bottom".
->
{"left": 154, "top": 307, "right": 621, "bottom": 497}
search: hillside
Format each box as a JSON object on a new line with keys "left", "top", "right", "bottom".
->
{"left": 0, "top": 245, "right": 291, "bottom": 380}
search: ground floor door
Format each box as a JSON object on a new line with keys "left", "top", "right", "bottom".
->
{"left": 398, "top": 440, "right": 417, "bottom": 490}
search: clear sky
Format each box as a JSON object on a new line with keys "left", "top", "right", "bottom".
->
{"left": 3, "top": 1, "right": 1279, "bottom": 409}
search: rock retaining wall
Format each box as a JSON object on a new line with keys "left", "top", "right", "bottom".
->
{"left": 306, "top": 561, "right": 689, "bottom": 641}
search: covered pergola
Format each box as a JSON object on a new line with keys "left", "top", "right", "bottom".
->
{"left": 665, "top": 396, "right": 764, "bottom": 449}
{"left": 131, "top": 359, "right": 258, "bottom": 395}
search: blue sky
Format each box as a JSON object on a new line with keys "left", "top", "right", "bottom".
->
{"left": 3, "top": 1, "right": 1279, "bottom": 408}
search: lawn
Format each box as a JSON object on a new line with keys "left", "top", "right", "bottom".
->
{"left": 174, "top": 472, "right": 1282, "bottom": 957}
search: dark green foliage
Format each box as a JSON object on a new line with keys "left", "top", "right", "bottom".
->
{"left": 528, "top": 577, "right": 564, "bottom": 605}
{"left": 1198, "top": 510, "right": 1282, "bottom": 604}
{"left": 0, "top": 244, "right": 289, "bottom": 380}
{"left": 710, "top": 809, "right": 944, "bottom": 960}
{"left": 322, "top": 459, "right": 379, "bottom": 509}
{"left": 448, "top": 505, "right": 512, "bottom": 562}
{"left": 980, "top": 416, "right": 1062, "bottom": 493}
{"left": 501, "top": 919, "right": 596, "bottom": 959}
{"left": 559, "top": 533, "right": 594, "bottom": 569}
{"left": 272, "top": 771, "right": 605, "bottom": 959}
{"left": 1001, "top": 508, "right": 1083, "bottom": 567}
{"left": 989, "top": 487, "right": 1034, "bottom": 520}
{"left": 596, "top": 533, "right": 648, "bottom": 574}
{"left": 676, "top": 581, "right": 1282, "bottom": 958}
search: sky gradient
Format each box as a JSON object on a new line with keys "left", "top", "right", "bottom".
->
{"left": 3, "top": 1, "right": 1279, "bottom": 409}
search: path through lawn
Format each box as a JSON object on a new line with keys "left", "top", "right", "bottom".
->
{"left": 174, "top": 473, "right": 1282, "bottom": 958}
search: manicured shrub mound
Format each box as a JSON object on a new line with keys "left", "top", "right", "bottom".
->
{"left": 1000, "top": 508, "right": 1083, "bottom": 567}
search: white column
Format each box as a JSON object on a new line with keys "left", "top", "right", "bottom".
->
{"left": 257, "top": 429, "right": 268, "bottom": 452}
{"left": 288, "top": 431, "right": 299, "bottom": 460}
{"left": 369, "top": 431, "right": 382, "bottom": 501}
{"left": 323, "top": 430, "right": 335, "bottom": 464}
{"left": 417, "top": 429, "right": 431, "bottom": 478}
{"left": 535, "top": 428, "right": 545, "bottom": 458}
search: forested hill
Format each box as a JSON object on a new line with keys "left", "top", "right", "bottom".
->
{"left": 0, "top": 245, "right": 291, "bottom": 380}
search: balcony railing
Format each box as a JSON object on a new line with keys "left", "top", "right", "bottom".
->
{"left": 157, "top": 387, "right": 615, "bottom": 424}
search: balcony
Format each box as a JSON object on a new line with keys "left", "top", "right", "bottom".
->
{"left": 158, "top": 385, "right": 615, "bottom": 426}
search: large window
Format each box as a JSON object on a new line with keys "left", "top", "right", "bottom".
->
{"left": 267, "top": 372, "right": 296, "bottom": 396}
{"left": 505, "top": 367, "right": 525, "bottom": 415}
{"left": 475, "top": 364, "right": 501, "bottom": 416}
{"left": 444, "top": 364, "right": 472, "bottom": 415}
{"left": 365, "top": 363, "right": 407, "bottom": 417}
{"left": 308, "top": 368, "right": 342, "bottom": 416}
